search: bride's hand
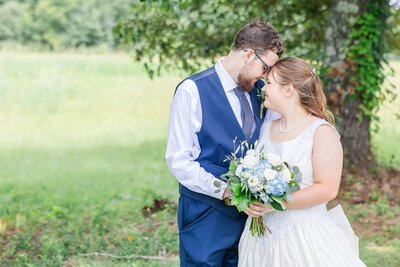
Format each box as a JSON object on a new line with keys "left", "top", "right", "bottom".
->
{"left": 244, "top": 202, "right": 275, "bottom": 217}
{"left": 262, "top": 204, "right": 275, "bottom": 214}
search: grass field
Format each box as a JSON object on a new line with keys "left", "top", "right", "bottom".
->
{"left": 0, "top": 51, "right": 399, "bottom": 266}
{"left": 372, "top": 59, "right": 400, "bottom": 168}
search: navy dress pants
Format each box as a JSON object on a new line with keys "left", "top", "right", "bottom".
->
{"left": 178, "top": 195, "right": 247, "bottom": 267}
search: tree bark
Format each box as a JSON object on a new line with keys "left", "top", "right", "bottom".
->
{"left": 323, "top": 0, "right": 373, "bottom": 169}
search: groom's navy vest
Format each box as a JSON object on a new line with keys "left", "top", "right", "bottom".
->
{"left": 176, "top": 67, "right": 265, "bottom": 220}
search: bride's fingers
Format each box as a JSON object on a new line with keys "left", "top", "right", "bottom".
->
{"left": 244, "top": 205, "right": 266, "bottom": 217}
{"left": 244, "top": 208, "right": 262, "bottom": 218}
{"left": 263, "top": 205, "right": 275, "bottom": 213}
{"left": 252, "top": 202, "right": 265, "bottom": 207}
{"left": 249, "top": 203, "right": 268, "bottom": 213}
{"left": 244, "top": 211, "right": 259, "bottom": 218}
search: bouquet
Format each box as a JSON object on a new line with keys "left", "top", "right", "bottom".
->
{"left": 214, "top": 140, "right": 302, "bottom": 237}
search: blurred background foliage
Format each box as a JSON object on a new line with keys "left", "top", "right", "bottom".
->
{"left": 0, "top": 0, "right": 132, "bottom": 49}
{"left": 0, "top": 0, "right": 398, "bottom": 55}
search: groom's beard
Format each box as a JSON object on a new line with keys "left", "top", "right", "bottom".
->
{"left": 237, "top": 72, "right": 256, "bottom": 92}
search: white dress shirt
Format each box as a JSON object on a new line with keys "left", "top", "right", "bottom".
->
{"left": 166, "top": 58, "right": 272, "bottom": 200}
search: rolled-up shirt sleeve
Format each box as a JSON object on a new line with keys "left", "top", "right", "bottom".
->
{"left": 165, "top": 80, "right": 227, "bottom": 199}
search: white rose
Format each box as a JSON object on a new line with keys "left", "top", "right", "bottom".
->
{"left": 242, "top": 154, "right": 259, "bottom": 168}
{"left": 248, "top": 176, "right": 259, "bottom": 187}
{"left": 242, "top": 171, "right": 251, "bottom": 178}
{"left": 246, "top": 149, "right": 257, "bottom": 157}
{"left": 235, "top": 164, "right": 243, "bottom": 176}
{"left": 281, "top": 168, "right": 292, "bottom": 182}
{"left": 266, "top": 153, "right": 283, "bottom": 166}
{"left": 263, "top": 169, "right": 277, "bottom": 181}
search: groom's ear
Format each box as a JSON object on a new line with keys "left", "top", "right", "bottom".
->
{"left": 243, "top": 48, "right": 254, "bottom": 63}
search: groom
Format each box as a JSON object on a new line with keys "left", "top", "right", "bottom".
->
{"left": 166, "top": 21, "right": 284, "bottom": 266}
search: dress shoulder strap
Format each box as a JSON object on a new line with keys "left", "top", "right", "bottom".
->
{"left": 308, "top": 119, "right": 341, "bottom": 140}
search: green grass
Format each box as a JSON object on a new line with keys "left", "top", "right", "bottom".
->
{"left": 372, "top": 60, "right": 400, "bottom": 168}
{"left": 0, "top": 51, "right": 180, "bottom": 266}
{"left": 0, "top": 51, "right": 399, "bottom": 266}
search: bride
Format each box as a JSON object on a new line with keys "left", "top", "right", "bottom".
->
{"left": 238, "top": 57, "right": 366, "bottom": 266}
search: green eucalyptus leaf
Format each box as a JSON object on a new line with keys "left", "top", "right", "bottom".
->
{"left": 231, "top": 182, "right": 242, "bottom": 196}
{"left": 270, "top": 200, "right": 284, "bottom": 211}
{"left": 229, "top": 161, "right": 236, "bottom": 173}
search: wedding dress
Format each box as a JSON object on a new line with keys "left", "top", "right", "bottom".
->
{"left": 238, "top": 118, "right": 366, "bottom": 267}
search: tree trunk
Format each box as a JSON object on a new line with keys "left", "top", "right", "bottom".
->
{"left": 323, "top": 0, "right": 372, "bottom": 169}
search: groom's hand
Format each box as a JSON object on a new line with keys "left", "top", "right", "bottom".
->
{"left": 244, "top": 202, "right": 274, "bottom": 217}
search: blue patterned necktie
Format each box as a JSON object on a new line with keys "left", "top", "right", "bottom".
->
{"left": 234, "top": 87, "right": 254, "bottom": 142}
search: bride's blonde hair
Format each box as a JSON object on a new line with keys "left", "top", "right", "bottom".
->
{"left": 271, "top": 57, "right": 335, "bottom": 125}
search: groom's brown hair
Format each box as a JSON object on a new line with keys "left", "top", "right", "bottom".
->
{"left": 232, "top": 21, "right": 284, "bottom": 57}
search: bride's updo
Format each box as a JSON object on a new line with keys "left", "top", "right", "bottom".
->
{"left": 270, "top": 57, "right": 335, "bottom": 125}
